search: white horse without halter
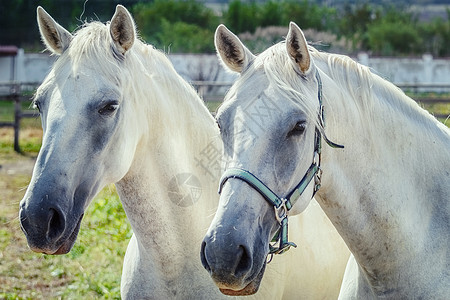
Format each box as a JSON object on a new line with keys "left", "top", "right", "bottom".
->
{"left": 19, "top": 7, "right": 349, "bottom": 299}
{"left": 202, "top": 23, "right": 449, "bottom": 299}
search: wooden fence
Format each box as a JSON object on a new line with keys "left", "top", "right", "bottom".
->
{"left": 1, "top": 81, "right": 449, "bottom": 153}
{"left": 0, "top": 82, "right": 39, "bottom": 153}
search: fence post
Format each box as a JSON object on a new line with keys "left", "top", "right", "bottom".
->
{"left": 12, "top": 83, "right": 21, "bottom": 153}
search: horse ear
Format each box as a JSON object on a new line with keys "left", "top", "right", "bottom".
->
{"left": 286, "top": 22, "right": 312, "bottom": 74}
{"left": 110, "top": 5, "right": 136, "bottom": 55}
{"left": 215, "top": 24, "right": 255, "bottom": 73}
{"left": 37, "top": 6, "right": 73, "bottom": 55}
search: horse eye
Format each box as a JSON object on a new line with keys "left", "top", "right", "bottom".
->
{"left": 98, "top": 102, "right": 119, "bottom": 115}
{"left": 289, "top": 121, "right": 306, "bottom": 136}
{"left": 33, "top": 101, "right": 41, "bottom": 113}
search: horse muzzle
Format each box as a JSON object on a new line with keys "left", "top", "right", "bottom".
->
{"left": 19, "top": 199, "right": 84, "bottom": 255}
{"left": 217, "top": 262, "right": 266, "bottom": 296}
{"left": 200, "top": 235, "right": 268, "bottom": 296}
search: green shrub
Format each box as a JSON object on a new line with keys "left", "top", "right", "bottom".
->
{"left": 281, "top": 0, "right": 337, "bottom": 32}
{"left": 419, "top": 10, "right": 450, "bottom": 57}
{"left": 222, "top": 0, "right": 261, "bottom": 33}
{"left": 157, "top": 19, "right": 215, "bottom": 53}
{"left": 132, "top": 0, "right": 218, "bottom": 52}
{"left": 367, "top": 20, "right": 422, "bottom": 56}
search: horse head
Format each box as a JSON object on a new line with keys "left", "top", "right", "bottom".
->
{"left": 201, "top": 23, "right": 326, "bottom": 295}
{"left": 19, "top": 5, "right": 141, "bottom": 255}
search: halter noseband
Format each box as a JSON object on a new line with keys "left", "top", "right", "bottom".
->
{"left": 218, "top": 71, "right": 344, "bottom": 256}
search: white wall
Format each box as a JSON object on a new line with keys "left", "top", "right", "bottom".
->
{"left": 1, "top": 51, "right": 450, "bottom": 95}
{"left": 0, "top": 50, "right": 56, "bottom": 83}
{"left": 357, "top": 53, "right": 450, "bottom": 86}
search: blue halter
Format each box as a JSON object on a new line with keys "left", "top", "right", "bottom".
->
{"left": 218, "top": 71, "right": 343, "bottom": 256}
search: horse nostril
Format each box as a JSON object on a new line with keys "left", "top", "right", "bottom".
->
{"left": 200, "top": 241, "right": 211, "bottom": 273}
{"left": 201, "top": 237, "right": 254, "bottom": 283}
{"left": 47, "top": 208, "right": 64, "bottom": 240}
{"left": 234, "top": 245, "right": 251, "bottom": 277}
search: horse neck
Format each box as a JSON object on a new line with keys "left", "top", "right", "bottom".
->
{"left": 314, "top": 54, "right": 450, "bottom": 294}
{"left": 116, "top": 46, "right": 221, "bottom": 273}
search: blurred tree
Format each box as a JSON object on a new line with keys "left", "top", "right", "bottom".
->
{"left": 338, "top": 3, "right": 377, "bottom": 36}
{"left": 366, "top": 6, "right": 422, "bottom": 55}
{"left": 336, "top": 3, "right": 381, "bottom": 51}
{"left": 419, "top": 9, "right": 450, "bottom": 57}
{"left": 259, "top": 1, "right": 283, "bottom": 28}
{"left": 222, "top": 0, "right": 261, "bottom": 33}
{"left": 157, "top": 19, "right": 215, "bottom": 53}
{"left": 0, "top": 0, "right": 449, "bottom": 56}
{"left": 0, "top": 0, "right": 139, "bottom": 50}
{"left": 281, "top": 0, "right": 337, "bottom": 32}
{"left": 132, "top": 0, "right": 218, "bottom": 52}
{"left": 367, "top": 20, "right": 422, "bottom": 55}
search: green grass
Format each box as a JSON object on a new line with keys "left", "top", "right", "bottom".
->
{"left": 0, "top": 154, "right": 131, "bottom": 299}
{"left": 204, "top": 100, "right": 223, "bottom": 115}
{"left": 0, "top": 100, "right": 16, "bottom": 120}
{"left": 418, "top": 102, "right": 450, "bottom": 124}
{"left": 406, "top": 92, "right": 450, "bottom": 124}
{"left": 0, "top": 136, "right": 42, "bottom": 154}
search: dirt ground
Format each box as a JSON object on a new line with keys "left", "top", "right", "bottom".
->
{"left": 0, "top": 137, "right": 37, "bottom": 212}
{"left": 0, "top": 154, "right": 36, "bottom": 177}
{"left": 0, "top": 127, "right": 41, "bottom": 176}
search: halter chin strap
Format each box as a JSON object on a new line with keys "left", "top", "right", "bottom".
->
{"left": 218, "top": 71, "right": 344, "bottom": 256}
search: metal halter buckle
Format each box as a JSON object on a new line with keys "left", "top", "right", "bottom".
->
{"left": 274, "top": 198, "right": 289, "bottom": 224}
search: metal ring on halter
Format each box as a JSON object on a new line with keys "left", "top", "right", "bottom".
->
{"left": 274, "top": 198, "right": 289, "bottom": 224}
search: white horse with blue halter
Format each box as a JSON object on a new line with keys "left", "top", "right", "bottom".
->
{"left": 202, "top": 22, "right": 450, "bottom": 299}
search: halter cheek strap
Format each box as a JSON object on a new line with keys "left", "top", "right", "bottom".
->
{"left": 218, "top": 161, "right": 320, "bottom": 255}
{"left": 218, "top": 71, "right": 344, "bottom": 256}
